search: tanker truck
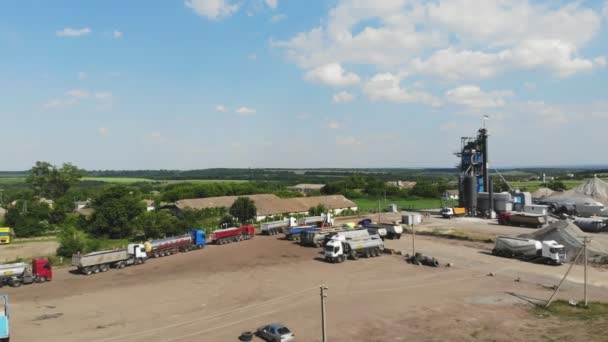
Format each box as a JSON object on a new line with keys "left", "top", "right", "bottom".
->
{"left": 492, "top": 236, "right": 565, "bottom": 265}
{"left": 361, "top": 223, "right": 403, "bottom": 240}
{"left": 72, "top": 243, "right": 147, "bottom": 275}
{"left": 144, "top": 230, "right": 206, "bottom": 257}
{"left": 260, "top": 218, "right": 297, "bottom": 235}
{"left": 324, "top": 232, "right": 384, "bottom": 263}
{"left": 0, "top": 258, "right": 52, "bottom": 288}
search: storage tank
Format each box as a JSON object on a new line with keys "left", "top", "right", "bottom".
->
{"left": 464, "top": 175, "right": 477, "bottom": 213}
{"left": 573, "top": 218, "right": 608, "bottom": 233}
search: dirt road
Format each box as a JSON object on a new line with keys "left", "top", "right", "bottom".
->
{"left": 4, "top": 232, "right": 608, "bottom": 341}
{"left": 0, "top": 240, "right": 59, "bottom": 263}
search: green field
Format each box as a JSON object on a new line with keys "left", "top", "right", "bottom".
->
{"left": 353, "top": 197, "right": 443, "bottom": 212}
{"left": 508, "top": 180, "right": 585, "bottom": 192}
{"left": 0, "top": 177, "right": 249, "bottom": 185}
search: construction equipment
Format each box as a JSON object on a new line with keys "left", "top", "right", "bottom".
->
{"left": 72, "top": 244, "right": 147, "bottom": 275}
{"left": 0, "top": 258, "right": 53, "bottom": 288}
{"left": 492, "top": 236, "right": 566, "bottom": 265}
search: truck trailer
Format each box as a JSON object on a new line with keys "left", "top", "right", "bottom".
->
{"left": 72, "top": 244, "right": 147, "bottom": 275}
{"left": 0, "top": 295, "right": 8, "bottom": 342}
{"left": 0, "top": 258, "right": 53, "bottom": 288}
{"left": 492, "top": 236, "right": 565, "bottom": 265}
{"left": 324, "top": 232, "right": 384, "bottom": 263}
{"left": 144, "top": 230, "right": 206, "bottom": 257}
{"left": 261, "top": 218, "right": 297, "bottom": 235}
{"left": 362, "top": 223, "right": 403, "bottom": 240}
{"left": 300, "top": 227, "right": 354, "bottom": 247}
{"left": 209, "top": 225, "right": 255, "bottom": 245}
{"left": 498, "top": 212, "right": 547, "bottom": 228}
{"left": 284, "top": 225, "right": 318, "bottom": 241}
{"left": 440, "top": 207, "right": 466, "bottom": 218}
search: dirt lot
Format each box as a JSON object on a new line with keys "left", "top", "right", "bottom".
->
{"left": 4, "top": 217, "right": 608, "bottom": 341}
{"left": 0, "top": 240, "right": 59, "bottom": 263}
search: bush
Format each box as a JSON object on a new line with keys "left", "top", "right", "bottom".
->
{"left": 56, "top": 225, "right": 93, "bottom": 257}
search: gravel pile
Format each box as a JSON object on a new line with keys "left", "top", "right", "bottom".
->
{"left": 532, "top": 187, "right": 554, "bottom": 199}
{"left": 546, "top": 177, "right": 608, "bottom": 206}
{"left": 519, "top": 220, "right": 608, "bottom": 263}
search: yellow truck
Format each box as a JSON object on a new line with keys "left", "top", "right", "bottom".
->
{"left": 440, "top": 207, "right": 467, "bottom": 219}
{"left": 0, "top": 227, "right": 13, "bottom": 244}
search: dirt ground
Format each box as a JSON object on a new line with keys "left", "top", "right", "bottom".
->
{"left": 0, "top": 240, "right": 59, "bottom": 263}
{"left": 4, "top": 217, "right": 608, "bottom": 341}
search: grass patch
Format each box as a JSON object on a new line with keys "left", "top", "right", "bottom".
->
{"left": 536, "top": 300, "right": 608, "bottom": 321}
{"left": 85, "top": 177, "right": 249, "bottom": 184}
{"left": 353, "top": 197, "right": 442, "bottom": 212}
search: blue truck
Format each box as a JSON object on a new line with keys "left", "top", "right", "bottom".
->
{"left": 284, "top": 225, "right": 318, "bottom": 241}
{"left": 0, "top": 295, "right": 8, "bottom": 342}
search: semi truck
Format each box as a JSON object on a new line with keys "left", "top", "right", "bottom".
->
{"left": 0, "top": 258, "right": 53, "bottom": 288}
{"left": 261, "top": 218, "right": 297, "bottom": 235}
{"left": 498, "top": 212, "right": 547, "bottom": 228}
{"left": 0, "top": 295, "right": 8, "bottom": 342}
{"left": 144, "top": 230, "right": 206, "bottom": 257}
{"left": 324, "top": 232, "right": 384, "bottom": 263}
{"left": 0, "top": 228, "right": 13, "bottom": 244}
{"left": 300, "top": 227, "right": 354, "bottom": 247}
{"left": 72, "top": 244, "right": 147, "bottom": 275}
{"left": 284, "top": 225, "right": 317, "bottom": 241}
{"left": 299, "top": 213, "right": 334, "bottom": 227}
{"left": 209, "top": 225, "right": 255, "bottom": 245}
{"left": 440, "top": 207, "right": 466, "bottom": 218}
{"left": 362, "top": 223, "right": 403, "bottom": 240}
{"left": 492, "top": 236, "right": 566, "bottom": 265}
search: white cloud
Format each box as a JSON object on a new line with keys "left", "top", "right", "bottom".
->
{"left": 296, "top": 113, "right": 310, "bottom": 120}
{"left": 446, "top": 85, "right": 513, "bottom": 110}
{"left": 78, "top": 71, "right": 87, "bottom": 80}
{"left": 304, "top": 63, "right": 360, "bottom": 87}
{"left": 271, "top": 13, "right": 287, "bottom": 23}
{"left": 265, "top": 0, "right": 278, "bottom": 9}
{"left": 236, "top": 107, "right": 256, "bottom": 115}
{"left": 66, "top": 89, "right": 89, "bottom": 98}
{"left": 98, "top": 126, "right": 109, "bottom": 136}
{"left": 94, "top": 92, "right": 113, "bottom": 100}
{"left": 215, "top": 104, "right": 227, "bottom": 112}
{"left": 332, "top": 91, "right": 355, "bottom": 104}
{"left": 524, "top": 82, "right": 537, "bottom": 90}
{"left": 113, "top": 30, "right": 123, "bottom": 38}
{"left": 525, "top": 101, "right": 570, "bottom": 125}
{"left": 44, "top": 98, "right": 76, "bottom": 109}
{"left": 336, "top": 136, "right": 360, "bottom": 146}
{"left": 363, "top": 73, "right": 440, "bottom": 106}
{"left": 409, "top": 48, "right": 509, "bottom": 80}
{"left": 56, "top": 27, "right": 91, "bottom": 37}
{"left": 185, "top": 0, "right": 239, "bottom": 20}
{"left": 327, "top": 121, "right": 342, "bottom": 129}
{"left": 248, "top": 53, "right": 257, "bottom": 60}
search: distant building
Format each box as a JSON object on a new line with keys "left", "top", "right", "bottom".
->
{"left": 385, "top": 181, "right": 417, "bottom": 190}
{"left": 75, "top": 207, "right": 95, "bottom": 218}
{"left": 174, "top": 194, "right": 357, "bottom": 221}
{"left": 286, "top": 184, "right": 325, "bottom": 194}
{"left": 443, "top": 190, "right": 459, "bottom": 200}
{"left": 75, "top": 200, "right": 91, "bottom": 210}
{"left": 143, "top": 199, "right": 155, "bottom": 212}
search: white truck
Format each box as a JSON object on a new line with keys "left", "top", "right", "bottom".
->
{"left": 261, "top": 217, "right": 297, "bottom": 235}
{"left": 72, "top": 243, "right": 147, "bottom": 275}
{"left": 363, "top": 223, "right": 403, "bottom": 240}
{"left": 324, "top": 232, "right": 384, "bottom": 263}
{"left": 492, "top": 236, "right": 566, "bottom": 265}
{"left": 299, "top": 213, "right": 334, "bottom": 227}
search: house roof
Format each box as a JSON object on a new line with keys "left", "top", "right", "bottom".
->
{"left": 175, "top": 194, "right": 356, "bottom": 216}
{"left": 75, "top": 207, "right": 95, "bottom": 217}
{"left": 142, "top": 199, "right": 155, "bottom": 206}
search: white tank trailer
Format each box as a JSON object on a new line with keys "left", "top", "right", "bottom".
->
{"left": 492, "top": 236, "right": 565, "bottom": 264}
{"left": 72, "top": 244, "right": 147, "bottom": 275}
{"left": 261, "top": 217, "right": 297, "bottom": 235}
{"left": 363, "top": 223, "right": 403, "bottom": 240}
{"left": 324, "top": 232, "right": 384, "bottom": 263}
{"left": 573, "top": 217, "right": 608, "bottom": 233}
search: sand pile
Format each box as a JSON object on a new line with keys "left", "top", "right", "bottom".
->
{"left": 546, "top": 177, "right": 608, "bottom": 206}
{"left": 519, "top": 220, "right": 608, "bottom": 263}
{"left": 532, "top": 187, "right": 554, "bottom": 199}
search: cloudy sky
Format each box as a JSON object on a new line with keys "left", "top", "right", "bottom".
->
{"left": 1, "top": 0, "right": 607, "bottom": 170}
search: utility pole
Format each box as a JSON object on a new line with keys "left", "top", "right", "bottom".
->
{"left": 584, "top": 237, "right": 589, "bottom": 307}
{"left": 320, "top": 285, "right": 328, "bottom": 342}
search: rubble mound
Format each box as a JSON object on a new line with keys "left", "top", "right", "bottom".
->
{"left": 547, "top": 177, "right": 608, "bottom": 206}
{"left": 532, "top": 187, "right": 554, "bottom": 199}
{"left": 519, "top": 220, "right": 608, "bottom": 263}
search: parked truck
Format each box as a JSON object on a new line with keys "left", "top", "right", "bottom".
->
{"left": 498, "top": 212, "right": 547, "bottom": 228}
{"left": 72, "top": 244, "right": 147, "bottom": 275}
{"left": 362, "top": 223, "right": 403, "bottom": 240}
{"left": 492, "top": 236, "right": 566, "bottom": 265}
{"left": 261, "top": 218, "right": 297, "bottom": 235}
{"left": 144, "top": 230, "right": 206, "bottom": 257}
{"left": 0, "top": 295, "right": 8, "bottom": 342}
{"left": 284, "top": 225, "right": 318, "bottom": 241}
{"left": 440, "top": 207, "right": 466, "bottom": 218}
{"left": 0, "top": 228, "right": 13, "bottom": 244}
{"left": 0, "top": 258, "right": 53, "bottom": 288}
{"left": 209, "top": 225, "right": 255, "bottom": 245}
{"left": 324, "top": 232, "right": 384, "bottom": 263}
{"left": 573, "top": 217, "right": 608, "bottom": 233}
{"left": 300, "top": 227, "right": 354, "bottom": 247}
{"left": 299, "top": 213, "right": 334, "bottom": 227}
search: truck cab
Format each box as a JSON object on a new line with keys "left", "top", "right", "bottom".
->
{"left": 127, "top": 244, "right": 147, "bottom": 260}
{"left": 0, "top": 227, "right": 12, "bottom": 244}
{"left": 541, "top": 241, "right": 566, "bottom": 264}
{"left": 324, "top": 237, "right": 345, "bottom": 262}
{"left": 188, "top": 229, "right": 206, "bottom": 248}
{"left": 0, "top": 295, "right": 9, "bottom": 342}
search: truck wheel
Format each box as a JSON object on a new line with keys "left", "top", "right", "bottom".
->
{"left": 351, "top": 252, "right": 359, "bottom": 260}
{"left": 340, "top": 255, "right": 346, "bottom": 263}
{"left": 118, "top": 262, "right": 126, "bottom": 269}
{"left": 365, "top": 249, "right": 371, "bottom": 258}
{"left": 93, "top": 266, "right": 100, "bottom": 273}
{"left": 83, "top": 267, "right": 92, "bottom": 275}
{"left": 10, "top": 280, "right": 22, "bottom": 287}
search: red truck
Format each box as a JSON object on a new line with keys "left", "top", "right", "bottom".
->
{"left": 209, "top": 225, "right": 255, "bottom": 245}
{"left": 0, "top": 258, "right": 53, "bottom": 288}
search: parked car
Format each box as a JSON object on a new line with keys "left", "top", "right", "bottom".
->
{"left": 255, "top": 323, "right": 295, "bottom": 342}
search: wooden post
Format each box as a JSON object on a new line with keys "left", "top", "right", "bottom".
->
{"left": 546, "top": 247, "right": 583, "bottom": 308}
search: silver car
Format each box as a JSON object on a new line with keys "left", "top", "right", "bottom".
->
{"left": 255, "top": 323, "right": 295, "bottom": 342}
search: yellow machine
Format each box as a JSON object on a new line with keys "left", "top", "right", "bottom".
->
{"left": 0, "top": 227, "right": 13, "bottom": 244}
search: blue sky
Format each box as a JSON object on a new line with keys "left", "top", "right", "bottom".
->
{"left": 1, "top": 0, "right": 607, "bottom": 170}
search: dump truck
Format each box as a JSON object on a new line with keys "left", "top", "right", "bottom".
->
{"left": 209, "top": 225, "right": 255, "bottom": 245}
{"left": 300, "top": 227, "right": 354, "bottom": 247}
{"left": 362, "top": 223, "right": 403, "bottom": 240}
{"left": 0, "top": 228, "right": 13, "bottom": 245}
{"left": 261, "top": 218, "right": 297, "bottom": 235}
{"left": 440, "top": 207, "right": 466, "bottom": 218}
{"left": 284, "top": 225, "right": 317, "bottom": 241}
{"left": 0, "top": 295, "right": 8, "bottom": 342}
{"left": 72, "top": 244, "right": 147, "bottom": 275}
{"left": 0, "top": 258, "right": 53, "bottom": 288}
{"left": 324, "top": 232, "right": 384, "bottom": 263}
{"left": 144, "top": 230, "right": 206, "bottom": 257}
{"left": 299, "top": 213, "right": 334, "bottom": 227}
{"left": 498, "top": 212, "right": 547, "bottom": 228}
{"left": 492, "top": 236, "right": 566, "bottom": 265}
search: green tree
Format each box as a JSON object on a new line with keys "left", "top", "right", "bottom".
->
{"left": 308, "top": 204, "right": 327, "bottom": 216}
{"left": 229, "top": 197, "right": 257, "bottom": 223}
{"left": 56, "top": 225, "right": 91, "bottom": 257}
{"left": 27, "top": 161, "right": 85, "bottom": 199}
{"left": 547, "top": 180, "right": 567, "bottom": 191}
{"left": 88, "top": 185, "right": 145, "bottom": 238}
{"left": 5, "top": 199, "right": 52, "bottom": 237}
{"left": 130, "top": 210, "right": 181, "bottom": 239}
